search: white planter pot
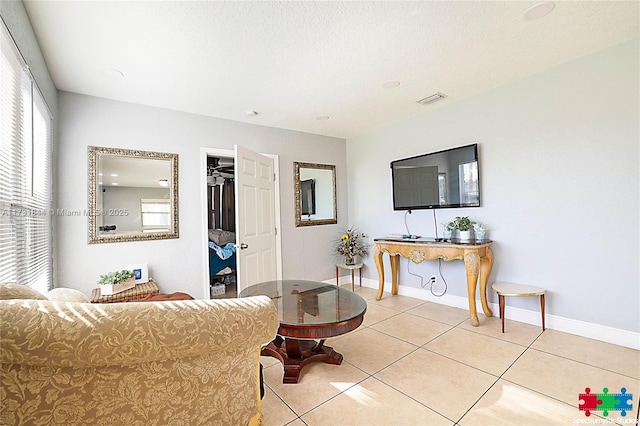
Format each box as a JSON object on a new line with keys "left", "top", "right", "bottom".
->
{"left": 456, "top": 230, "right": 474, "bottom": 242}
{"left": 100, "top": 278, "right": 136, "bottom": 296}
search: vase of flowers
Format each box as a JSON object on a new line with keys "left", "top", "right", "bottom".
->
{"left": 335, "top": 227, "right": 368, "bottom": 265}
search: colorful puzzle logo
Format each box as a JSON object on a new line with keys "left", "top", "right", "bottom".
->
{"left": 579, "top": 387, "right": 633, "bottom": 417}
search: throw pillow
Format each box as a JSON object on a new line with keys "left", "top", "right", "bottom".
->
{"left": 0, "top": 283, "right": 48, "bottom": 300}
{"left": 47, "top": 288, "right": 91, "bottom": 303}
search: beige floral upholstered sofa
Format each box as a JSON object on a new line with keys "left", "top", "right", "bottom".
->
{"left": 0, "top": 283, "right": 278, "bottom": 425}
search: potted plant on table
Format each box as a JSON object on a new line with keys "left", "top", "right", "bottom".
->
{"left": 447, "top": 216, "right": 476, "bottom": 242}
{"left": 335, "top": 227, "right": 369, "bottom": 265}
{"left": 98, "top": 269, "right": 136, "bottom": 296}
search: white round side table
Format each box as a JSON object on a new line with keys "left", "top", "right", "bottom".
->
{"left": 492, "top": 282, "right": 546, "bottom": 333}
{"left": 335, "top": 262, "right": 363, "bottom": 291}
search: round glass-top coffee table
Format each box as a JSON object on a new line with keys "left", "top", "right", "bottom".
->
{"left": 240, "top": 279, "right": 367, "bottom": 383}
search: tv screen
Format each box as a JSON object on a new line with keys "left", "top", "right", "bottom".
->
{"left": 391, "top": 143, "right": 480, "bottom": 210}
{"left": 300, "top": 179, "right": 316, "bottom": 215}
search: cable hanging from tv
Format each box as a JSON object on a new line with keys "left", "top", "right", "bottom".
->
{"left": 403, "top": 209, "right": 448, "bottom": 296}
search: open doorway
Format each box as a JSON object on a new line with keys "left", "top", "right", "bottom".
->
{"left": 200, "top": 146, "right": 283, "bottom": 300}
{"left": 206, "top": 154, "right": 238, "bottom": 298}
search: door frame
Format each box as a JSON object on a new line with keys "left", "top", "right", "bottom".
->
{"left": 200, "top": 147, "right": 282, "bottom": 299}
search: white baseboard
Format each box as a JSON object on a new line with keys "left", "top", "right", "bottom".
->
{"left": 330, "top": 276, "right": 640, "bottom": 351}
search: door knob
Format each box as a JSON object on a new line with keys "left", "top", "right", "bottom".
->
{"left": 239, "top": 243, "right": 248, "bottom": 250}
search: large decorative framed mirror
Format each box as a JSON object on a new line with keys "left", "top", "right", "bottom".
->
{"left": 294, "top": 162, "right": 337, "bottom": 227}
{"left": 88, "top": 146, "right": 179, "bottom": 243}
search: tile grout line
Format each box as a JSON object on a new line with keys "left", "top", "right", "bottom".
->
{"left": 526, "top": 346, "right": 640, "bottom": 381}
{"left": 269, "top": 339, "right": 382, "bottom": 422}
{"left": 357, "top": 309, "right": 406, "bottom": 329}
{"left": 357, "top": 296, "right": 502, "bottom": 424}
{"left": 366, "top": 375, "right": 459, "bottom": 424}
{"left": 276, "top": 349, "right": 397, "bottom": 423}
{"left": 264, "top": 381, "right": 301, "bottom": 423}
{"left": 292, "top": 374, "right": 374, "bottom": 421}
{"left": 453, "top": 328, "right": 545, "bottom": 424}
{"left": 264, "top": 289, "right": 407, "bottom": 422}
{"left": 267, "top": 290, "right": 637, "bottom": 425}
{"left": 364, "top": 320, "right": 457, "bottom": 348}
{"left": 290, "top": 328, "right": 453, "bottom": 423}
{"left": 453, "top": 326, "right": 632, "bottom": 424}
{"left": 297, "top": 295, "right": 496, "bottom": 423}
{"left": 354, "top": 305, "right": 484, "bottom": 424}
{"left": 451, "top": 320, "right": 540, "bottom": 349}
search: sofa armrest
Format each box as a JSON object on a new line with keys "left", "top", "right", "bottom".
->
{"left": 0, "top": 296, "right": 278, "bottom": 367}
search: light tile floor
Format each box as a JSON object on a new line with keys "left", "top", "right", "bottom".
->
{"left": 261, "top": 285, "right": 640, "bottom": 426}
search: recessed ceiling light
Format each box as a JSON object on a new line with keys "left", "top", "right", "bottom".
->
{"left": 112, "top": 183, "right": 119, "bottom": 186}
{"left": 246, "top": 110, "right": 258, "bottom": 116}
{"left": 523, "top": 2, "right": 555, "bottom": 21}
{"left": 316, "top": 115, "right": 330, "bottom": 121}
{"left": 110, "top": 174, "right": 118, "bottom": 177}
{"left": 382, "top": 80, "right": 400, "bottom": 89}
{"left": 158, "top": 179, "right": 168, "bottom": 187}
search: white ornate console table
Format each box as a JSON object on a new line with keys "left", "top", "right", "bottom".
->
{"left": 373, "top": 238, "right": 494, "bottom": 326}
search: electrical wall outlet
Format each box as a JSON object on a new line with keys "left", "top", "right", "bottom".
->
{"left": 430, "top": 275, "right": 437, "bottom": 285}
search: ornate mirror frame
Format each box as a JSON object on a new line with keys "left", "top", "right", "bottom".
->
{"left": 294, "top": 162, "right": 337, "bottom": 227}
{"left": 88, "top": 146, "right": 179, "bottom": 244}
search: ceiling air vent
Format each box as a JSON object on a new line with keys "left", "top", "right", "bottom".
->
{"left": 417, "top": 92, "right": 447, "bottom": 105}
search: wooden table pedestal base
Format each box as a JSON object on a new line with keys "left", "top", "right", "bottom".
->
{"left": 262, "top": 336, "right": 343, "bottom": 384}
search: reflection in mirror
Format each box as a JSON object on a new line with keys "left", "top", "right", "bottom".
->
{"left": 300, "top": 179, "right": 316, "bottom": 216}
{"left": 294, "top": 162, "right": 336, "bottom": 227}
{"left": 88, "top": 146, "right": 179, "bottom": 243}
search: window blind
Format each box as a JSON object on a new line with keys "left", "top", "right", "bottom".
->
{"left": 1, "top": 22, "right": 53, "bottom": 294}
{"left": 140, "top": 199, "right": 171, "bottom": 231}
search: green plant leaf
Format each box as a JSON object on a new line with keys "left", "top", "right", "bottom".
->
{"left": 97, "top": 269, "right": 135, "bottom": 285}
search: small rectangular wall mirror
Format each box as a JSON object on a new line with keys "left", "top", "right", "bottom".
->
{"left": 294, "top": 162, "right": 337, "bottom": 227}
{"left": 88, "top": 146, "right": 179, "bottom": 243}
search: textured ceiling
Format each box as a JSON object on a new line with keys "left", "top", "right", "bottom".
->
{"left": 23, "top": 1, "right": 639, "bottom": 139}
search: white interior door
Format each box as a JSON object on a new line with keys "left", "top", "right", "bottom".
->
{"left": 234, "top": 145, "right": 277, "bottom": 291}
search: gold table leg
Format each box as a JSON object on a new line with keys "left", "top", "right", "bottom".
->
{"left": 464, "top": 252, "right": 480, "bottom": 327}
{"left": 390, "top": 254, "right": 399, "bottom": 296}
{"left": 479, "top": 248, "right": 494, "bottom": 318}
{"left": 374, "top": 245, "right": 385, "bottom": 300}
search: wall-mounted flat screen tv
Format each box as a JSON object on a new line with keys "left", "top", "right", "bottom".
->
{"left": 391, "top": 143, "right": 480, "bottom": 210}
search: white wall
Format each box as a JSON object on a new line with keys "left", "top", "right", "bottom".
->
{"left": 347, "top": 39, "right": 639, "bottom": 334}
{"left": 56, "top": 92, "right": 347, "bottom": 297}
